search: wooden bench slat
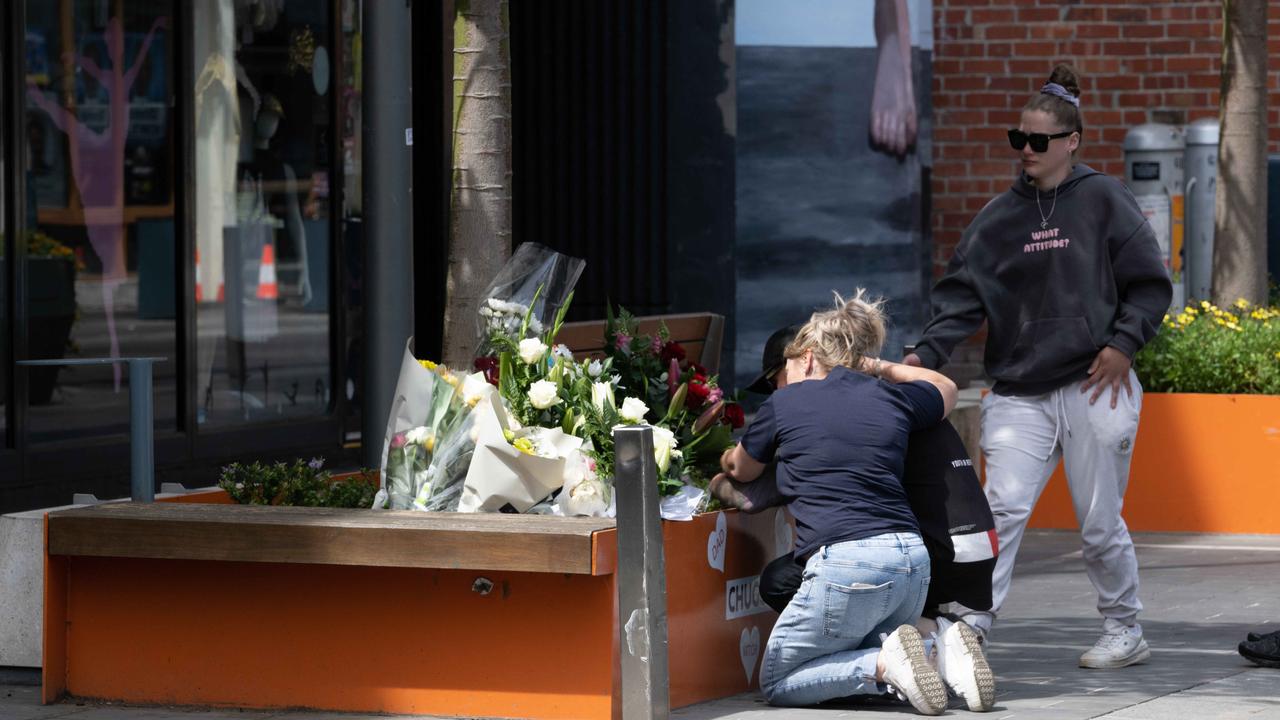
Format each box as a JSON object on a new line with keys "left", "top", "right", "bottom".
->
{"left": 556, "top": 312, "right": 724, "bottom": 374}
{"left": 47, "top": 503, "right": 618, "bottom": 575}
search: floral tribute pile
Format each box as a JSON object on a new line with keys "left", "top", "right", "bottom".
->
{"left": 375, "top": 244, "right": 743, "bottom": 519}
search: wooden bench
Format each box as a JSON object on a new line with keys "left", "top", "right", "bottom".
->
{"left": 556, "top": 312, "right": 725, "bottom": 374}
{"left": 46, "top": 502, "right": 617, "bottom": 575}
{"left": 44, "top": 498, "right": 780, "bottom": 717}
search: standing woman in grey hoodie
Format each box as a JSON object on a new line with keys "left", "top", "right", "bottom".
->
{"left": 904, "top": 64, "right": 1172, "bottom": 669}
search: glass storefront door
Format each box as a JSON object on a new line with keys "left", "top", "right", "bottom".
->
{"left": 192, "top": 0, "right": 334, "bottom": 427}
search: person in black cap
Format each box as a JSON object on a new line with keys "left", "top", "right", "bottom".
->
{"left": 713, "top": 322, "right": 999, "bottom": 712}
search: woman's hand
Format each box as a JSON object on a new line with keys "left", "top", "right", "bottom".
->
{"left": 720, "top": 444, "right": 765, "bottom": 483}
{"left": 1080, "top": 346, "right": 1133, "bottom": 408}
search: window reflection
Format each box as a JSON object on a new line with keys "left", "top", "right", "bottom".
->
{"left": 23, "top": 1, "right": 177, "bottom": 443}
{"left": 193, "top": 0, "right": 332, "bottom": 425}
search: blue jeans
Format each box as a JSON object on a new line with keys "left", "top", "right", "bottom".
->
{"left": 760, "top": 532, "right": 931, "bottom": 706}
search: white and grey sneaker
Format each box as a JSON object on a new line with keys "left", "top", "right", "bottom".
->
{"left": 934, "top": 617, "right": 996, "bottom": 712}
{"left": 1079, "top": 624, "right": 1151, "bottom": 669}
{"left": 881, "top": 625, "right": 948, "bottom": 716}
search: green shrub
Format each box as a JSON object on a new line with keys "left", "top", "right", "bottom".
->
{"left": 1134, "top": 299, "right": 1280, "bottom": 395}
{"left": 219, "top": 459, "right": 378, "bottom": 508}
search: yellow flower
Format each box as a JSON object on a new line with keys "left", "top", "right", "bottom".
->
{"left": 1275, "top": 351, "right": 1280, "bottom": 360}
{"left": 1163, "top": 313, "right": 1170, "bottom": 323}
{"left": 419, "top": 359, "right": 437, "bottom": 370}
{"left": 512, "top": 437, "right": 536, "bottom": 456}
{"left": 1235, "top": 298, "right": 1250, "bottom": 310}
{"left": 1201, "top": 300, "right": 1212, "bottom": 310}
{"left": 1185, "top": 306, "right": 1199, "bottom": 316}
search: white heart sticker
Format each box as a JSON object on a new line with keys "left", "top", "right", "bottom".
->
{"left": 706, "top": 511, "right": 727, "bottom": 572}
{"left": 773, "top": 508, "right": 793, "bottom": 557}
{"left": 740, "top": 626, "right": 761, "bottom": 684}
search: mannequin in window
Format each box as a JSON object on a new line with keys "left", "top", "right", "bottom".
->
{"left": 241, "top": 94, "right": 311, "bottom": 307}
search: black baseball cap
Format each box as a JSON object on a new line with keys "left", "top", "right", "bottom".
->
{"left": 745, "top": 324, "right": 802, "bottom": 395}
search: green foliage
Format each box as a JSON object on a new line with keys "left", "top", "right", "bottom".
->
{"left": 219, "top": 459, "right": 379, "bottom": 508}
{"left": 1134, "top": 299, "right": 1280, "bottom": 395}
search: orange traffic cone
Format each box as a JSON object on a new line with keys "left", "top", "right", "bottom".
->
{"left": 256, "top": 242, "right": 279, "bottom": 300}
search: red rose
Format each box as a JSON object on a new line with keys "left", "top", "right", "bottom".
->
{"left": 473, "top": 356, "right": 500, "bottom": 386}
{"left": 722, "top": 403, "right": 745, "bottom": 429}
{"left": 686, "top": 378, "right": 711, "bottom": 409}
{"left": 660, "top": 341, "right": 686, "bottom": 365}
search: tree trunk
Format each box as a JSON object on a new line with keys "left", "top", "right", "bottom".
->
{"left": 1211, "top": 0, "right": 1268, "bottom": 306}
{"left": 442, "top": 0, "right": 513, "bottom": 368}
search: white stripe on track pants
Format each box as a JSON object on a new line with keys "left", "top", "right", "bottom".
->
{"left": 957, "top": 370, "right": 1144, "bottom": 635}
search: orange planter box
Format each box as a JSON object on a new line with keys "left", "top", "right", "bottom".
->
{"left": 1023, "top": 393, "right": 1280, "bottom": 535}
{"left": 44, "top": 501, "right": 786, "bottom": 719}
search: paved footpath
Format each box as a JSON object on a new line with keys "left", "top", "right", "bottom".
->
{"left": 4, "top": 530, "right": 1278, "bottom": 719}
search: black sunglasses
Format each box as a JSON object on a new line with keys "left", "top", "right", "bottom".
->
{"left": 1008, "top": 129, "right": 1074, "bottom": 153}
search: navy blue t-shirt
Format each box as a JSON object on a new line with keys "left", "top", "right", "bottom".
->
{"left": 740, "top": 366, "right": 945, "bottom": 559}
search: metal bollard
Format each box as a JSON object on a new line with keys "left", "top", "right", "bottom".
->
{"left": 17, "top": 357, "right": 163, "bottom": 502}
{"left": 127, "top": 359, "right": 156, "bottom": 502}
{"left": 613, "top": 425, "right": 670, "bottom": 720}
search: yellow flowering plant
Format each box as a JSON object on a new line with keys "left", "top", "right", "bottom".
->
{"left": 1134, "top": 298, "right": 1280, "bottom": 394}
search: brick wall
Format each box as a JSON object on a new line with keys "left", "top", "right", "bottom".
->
{"left": 930, "top": 0, "right": 1280, "bottom": 278}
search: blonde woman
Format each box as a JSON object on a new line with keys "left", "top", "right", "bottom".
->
{"left": 720, "top": 291, "right": 961, "bottom": 715}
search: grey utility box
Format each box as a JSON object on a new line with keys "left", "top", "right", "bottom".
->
{"left": 1123, "top": 123, "right": 1185, "bottom": 308}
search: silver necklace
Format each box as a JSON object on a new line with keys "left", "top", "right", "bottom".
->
{"left": 1036, "top": 183, "right": 1059, "bottom": 229}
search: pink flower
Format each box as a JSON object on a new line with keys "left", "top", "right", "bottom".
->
{"left": 650, "top": 335, "right": 664, "bottom": 356}
{"left": 390, "top": 433, "right": 407, "bottom": 450}
{"left": 614, "top": 333, "right": 632, "bottom": 354}
{"left": 707, "top": 386, "right": 724, "bottom": 405}
{"left": 668, "top": 358, "right": 680, "bottom": 397}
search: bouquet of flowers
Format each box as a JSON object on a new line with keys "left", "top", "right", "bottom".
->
{"left": 378, "top": 243, "right": 743, "bottom": 520}
{"left": 595, "top": 305, "right": 745, "bottom": 506}
{"left": 376, "top": 342, "right": 494, "bottom": 510}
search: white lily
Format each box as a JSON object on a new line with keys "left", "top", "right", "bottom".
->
{"left": 461, "top": 372, "right": 493, "bottom": 407}
{"left": 591, "top": 381, "right": 616, "bottom": 413}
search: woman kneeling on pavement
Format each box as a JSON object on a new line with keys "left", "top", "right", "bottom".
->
{"left": 719, "top": 290, "right": 967, "bottom": 715}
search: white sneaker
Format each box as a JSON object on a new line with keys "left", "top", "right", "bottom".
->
{"left": 1079, "top": 624, "right": 1151, "bottom": 669}
{"left": 881, "top": 625, "right": 948, "bottom": 716}
{"left": 934, "top": 617, "right": 996, "bottom": 712}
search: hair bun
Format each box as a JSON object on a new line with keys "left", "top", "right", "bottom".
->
{"left": 1048, "top": 64, "right": 1081, "bottom": 97}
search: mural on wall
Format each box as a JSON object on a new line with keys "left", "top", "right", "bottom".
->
{"left": 735, "top": 0, "right": 933, "bottom": 390}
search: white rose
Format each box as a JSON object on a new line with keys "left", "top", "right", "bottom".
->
{"left": 652, "top": 426, "right": 677, "bottom": 475}
{"left": 587, "top": 359, "right": 604, "bottom": 378}
{"left": 619, "top": 397, "right": 649, "bottom": 424}
{"left": 591, "top": 382, "right": 616, "bottom": 413}
{"left": 405, "top": 426, "right": 431, "bottom": 446}
{"left": 518, "top": 338, "right": 548, "bottom": 365}
{"left": 528, "top": 379, "right": 561, "bottom": 410}
{"left": 461, "top": 372, "right": 493, "bottom": 407}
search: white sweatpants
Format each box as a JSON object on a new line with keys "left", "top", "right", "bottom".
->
{"left": 958, "top": 371, "right": 1144, "bottom": 635}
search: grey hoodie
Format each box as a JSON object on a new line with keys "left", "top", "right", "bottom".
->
{"left": 914, "top": 164, "right": 1172, "bottom": 396}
